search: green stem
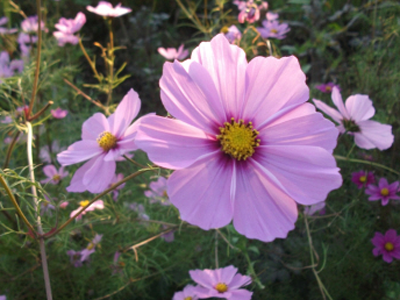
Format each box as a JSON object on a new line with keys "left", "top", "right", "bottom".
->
{"left": 79, "top": 39, "right": 102, "bottom": 82}
{"left": 244, "top": 252, "right": 265, "bottom": 289}
{"left": 106, "top": 18, "right": 114, "bottom": 107}
{"left": 334, "top": 155, "right": 400, "bottom": 175}
{"left": 3, "top": 131, "right": 21, "bottom": 169}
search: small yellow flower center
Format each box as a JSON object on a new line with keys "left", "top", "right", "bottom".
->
{"left": 221, "top": 26, "right": 229, "bottom": 34}
{"left": 385, "top": 242, "right": 394, "bottom": 251}
{"left": 162, "top": 190, "right": 168, "bottom": 198}
{"left": 215, "top": 282, "right": 228, "bottom": 293}
{"left": 380, "top": 188, "right": 389, "bottom": 196}
{"left": 97, "top": 131, "right": 117, "bottom": 151}
{"left": 184, "top": 297, "right": 192, "bottom": 300}
{"left": 80, "top": 200, "right": 90, "bottom": 207}
{"left": 217, "top": 118, "right": 260, "bottom": 161}
{"left": 87, "top": 242, "right": 95, "bottom": 250}
{"left": 325, "top": 86, "right": 332, "bottom": 91}
{"left": 52, "top": 174, "right": 61, "bottom": 181}
{"left": 359, "top": 175, "right": 367, "bottom": 183}
{"left": 271, "top": 29, "right": 278, "bottom": 34}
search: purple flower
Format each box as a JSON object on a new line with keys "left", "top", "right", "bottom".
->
{"left": 87, "top": 1, "right": 132, "bottom": 18}
{"left": 53, "top": 12, "right": 86, "bottom": 46}
{"left": 257, "top": 20, "right": 290, "bottom": 40}
{"left": 111, "top": 251, "right": 124, "bottom": 275}
{"left": 365, "top": 178, "right": 400, "bottom": 206}
{"left": 157, "top": 44, "right": 189, "bottom": 61}
{"left": 351, "top": 170, "right": 374, "bottom": 189}
{"left": 40, "top": 165, "right": 69, "bottom": 185}
{"left": 70, "top": 200, "right": 104, "bottom": 220}
{"left": 234, "top": 0, "right": 268, "bottom": 24}
{"left": 144, "top": 177, "right": 171, "bottom": 206}
{"left": 80, "top": 234, "right": 103, "bottom": 262}
{"left": 57, "top": 89, "right": 141, "bottom": 193}
{"left": 223, "top": 25, "right": 242, "bottom": 44}
{"left": 371, "top": 229, "right": 400, "bottom": 263}
{"left": 21, "top": 15, "right": 48, "bottom": 33}
{"left": 304, "top": 201, "right": 326, "bottom": 216}
{"left": 0, "top": 295, "right": 6, "bottom": 300}
{"left": 108, "top": 173, "right": 125, "bottom": 201}
{"left": 51, "top": 107, "right": 68, "bottom": 119}
{"left": 40, "top": 195, "right": 56, "bottom": 216}
{"left": 172, "top": 284, "right": 199, "bottom": 300}
{"left": 0, "top": 17, "right": 17, "bottom": 34}
{"left": 160, "top": 225, "right": 175, "bottom": 243}
{"left": 129, "top": 203, "right": 150, "bottom": 223}
{"left": 313, "top": 87, "right": 394, "bottom": 150}
{"left": 0, "top": 51, "right": 24, "bottom": 83}
{"left": 315, "top": 82, "right": 340, "bottom": 93}
{"left": 189, "top": 265, "right": 252, "bottom": 299}
{"left": 67, "top": 250, "right": 83, "bottom": 267}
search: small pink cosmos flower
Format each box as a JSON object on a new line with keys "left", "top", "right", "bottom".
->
{"left": 313, "top": 87, "right": 394, "bottom": 150}
{"left": 53, "top": 12, "right": 86, "bottom": 46}
{"left": 315, "top": 82, "right": 340, "bottom": 93}
{"left": 87, "top": 1, "right": 132, "bottom": 18}
{"left": 365, "top": 178, "right": 400, "bottom": 206}
{"left": 59, "top": 201, "right": 69, "bottom": 209}
{"left": 40, "top": 165, "right": 69, "bottom": 185}
{"left": 144, "top": 177, "right": 171, "bottom": 206}
{"left": 257, "top": 20, "right": 290, "bottom": 40}
{"left": 158, "top": 44, "right": 189, "bottom": 61}
{"left": 0, "top": 51, "right": 24, "bottom": 83}
{"left": 223, "top": 25, "right": 242, "bottom": 44}
{"left": 371, "top": 229, "right": 400, "bottom": 263}
{"left": 234, "top": 0, "right": 268, "bottom": 23}
{"left": 266, "top": 12, "right": 279, "bottom": 21}
{"left": 189, "top": 265, "right": 252, "bottom": 299}
{"left": 70, "top": 199, "right": 104, "bottom": 220}
{"left": 51, "top": 107, "right": 68, "bottom": 119}
{"left": 21, "top": 15, "right": 48, "bottom": 33}
{"left": 351, "top": 170, "right": 374, "bottom": 189}
{"left": 0, "top": 17, "right": 17, "bottom": 34}
{"left": 172, "top": 284, "right": 199, "bottom": 300}
{"left": 135, "top": 34, "right": 342, "bottom": 242}
{"left": 67, "top": 250, "right": 83, "bottom": 267}
{"left": 304, "top": 201, "right": 326, "bottom": 216}
{"left": 57, "top": 89, "right": 141, "bottom": 193}
{"left": 80, "top": 234, "right": 103, "bottom": 262}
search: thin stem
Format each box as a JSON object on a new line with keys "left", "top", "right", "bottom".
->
{"left": 334, "top": 155, "right": 400, "bottom": 175}
{"left": 79, "top": 39, "right": 102, "bottom": 82}
{"left": 3, "top": 131, "right": 20, "bottom": 169}
{"left": 244, "top": 252, "right": 265, "bottom": 289}
{"left": 63, "top": 78, "right": 106, "bottom": 110}
{"left": 27, "top": 122, "right": 53, "bottom": 300}
{"left": 123, "top": 155, "right": 148, "bottom": 169}
{"left": 28, "top": 100, "right": 53, "bottom": 122}
{"left": 214, "top": 230, "right": 219, "bottom": 268}
{"left": 106, "top": 18, "right": 114, "bottom": 107}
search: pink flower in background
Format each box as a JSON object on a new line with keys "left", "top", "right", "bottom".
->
{"left": 87, "top": 1, "right": 132, "bottom": 17}
{"left": 70, "top": 200, "right": 104, "bottom": 220}
{"left": 190, "top": 265, "right": 252, "bottom": 299}
{"left": 173, "top": 284, "right": 199, "bottom": 300}
{"left": 108, "top": 173, "right": 125, "bottom": 201}
{"left": 40, "top": 165, "right": 69, "bottom": 185}
{"left": 129, "top": 203, "right": 150, "bottom": 223}
{"left": 315, "top": 82, "right": 340, "bottom": 93}
{"left": 21, "top": 15, "right": 48, "bottom": 33}
{"left": 67, "top": 250, "right": 83, "bottom": 267}
{"left": 0, "top": 51, "right": 24, "bottom": 83}
{"left": 371, "top": 229, "right": 400, "bottom": 263}
{"left": 144, "top": 176, "right": 171, "bottom": 206}
{"left": 313, "top": 87, "right": 394, "bottom": 150}
{"left": 60, "top": 201, "right": 69, "bottom": 209}
{"left": 0, "top": 295, "right": 6, "bottom": 300}
{"left": 57, "top": 89, "right": 141, "bottom": 193}
{"left": 365, "top": 178, "right": 400, "bottom": 206}
{"left": 158, "top": 44, "right": 189, "bottom": 61}
{"left": 111, "top": 251, "right": 124, "bottom": 275}
{"left": 223, "top": 25, "right": 242, "bottom": 44}
{"left": 51, "top": 107, "right": 68, "bottom": 119}
{"left": 80, "top": 234, "right": 103, "bottom": 262}
{"left": 40, "top": 140, "right": 65, "bottom": 164}
{"left": 304, "top": 201, "right": 326, "bottom": 216}
{"left": 234, "top": 0, "right": 268, "bottom": 23}
{"left": 160, "top": 225, "right": 175, "bottom": 243}
{"left": 351, "top": 170, "right": 374, "bottom": 189}
{"left": 136, "top": 34, "right": 342, "bottom": 242}
{"left": 257, "top": 20, "right": 290, "bottom": 40}
{"left": 0, "top": 17, "right": 17, "bottom": 34}
{"left": 53, "top": 12, "right": 86, "bottom": 46}
{"left": 266, "top": 12, "right": 279, "bottom": 21}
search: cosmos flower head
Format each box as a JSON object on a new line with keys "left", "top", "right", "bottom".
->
{"left": 315, "top": 82, "right": 340, "bottom": 93}
{"left": 144, "top": 176, "right": 170, "bottom": 206}
{"left": 304, "top": 201, "right": 326, "bottom": 216}
{"left": 87, "top": 1, "right": 132, "bottom": 18}
{"left": 172, "top": 284, "right": 199, "bottom": 300}
{"left": 158, "top": 44, "right": 189, "bottom": 61}
{"left": 53, "top": 12, "right": 86, "bottom": 46}
{"left": 371, "top": 229, "right": 400, "bottom": 263}
{"left": 40, "top": 165, "right": 69, "bottom": 185}
{"left": 266, "top": 12, "right": 279, "bottom": 21}
{"left": 257, "top": 20, "right": 290, "bottom": 40}
{"left": 21, "top": 15, "right": 48, "bottom": 33}
{"left": 234, "top": 0, "right": 268, "bottom": 23}
{"left": 0, "top": 51, "right": 24, "bottom": 83}
{"left": 135, "top": 34, "right": 342, "bottom": 242}
{"left": 80, "top": 234, "right": 103, "bottom": 262}
{"left": 365, "top": 178, "right": 400, "bottom": 206}
{"left": 313, "top": 87, "right": 394, "bottom": 150}
{"left": 351, "top": 170, "right": 374, "bottom": 189}
{"left": 222, "top": 25, "right": 242, "bottom": 44}
{"left": 67, "top": 249, "right": 83, "bottom": 267}
{"left": 40, "top": 195, "right": 56, "bottom": 216}
{"left": 70, "top": 200, "right": 104, "bottom": 220}
{"left": 51, "top": 107, "right": 68, "bottom": 119}
{"left": 0, "top": 17, "right": 17, "bottom": 34}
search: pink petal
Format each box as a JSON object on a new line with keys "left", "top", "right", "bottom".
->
{"left": 168, "top": 153, "right": 234, "bottom": 230}
{"left": 190, "top": 34, "right": 247, "bottom": 119}
{"left": 218, "top": 265, "right": 238, "bottom": 284}
{"left": 81, "top": 112, "right": 109, "bottom": 141}
{"left": 232, "top": 161, "right": 298, "bottom": 242}
{"left": 331, "top": 87, "right": 350, "bottom": 119}
{"left": 230, "top": 290, "right": 253, "bottom": 300}
{"left": 158, "top": 47, "right": 173, "bottom": 60}
{"left": 242, "top": 56, "right": 308, "bottom": 128}
{"left": 66, "top": 157, "right": 97, "bottom": 192}
{"left": 254, "top": 145, "right": 342, "bottom": 205}
{"left": 189, "top": 269, "right": 217, "bottom": 289}
{"left": 354, "top": 120, "right": 393, "bottom": 150}
{"left": 312, "top": 99, "right": 343, "bottom": 124}
{"left": 382, "top": 252, "right": 393, "bottom": 263}
{"left": 135, "top": 115, "right": 217, "bottom": 170}
{"left": 111, "top": 89, "right": 141, "bottom": 138}
{"left": 229, "top": 273, "right": 252, "bottom": 289}
{"left": 43, "top": 165, "right": 57, "bottom": 178}
{"left": 344, "top": 94, "right": 375, "bottom": 122}
{"left": 385, "top": 229, "right": 398, "bottom": 240}
{"left": 57, "top": 140, "right": 102, "bottom": 166}
{"left": 82, "top": 154, "right": 116, "bottom": 193}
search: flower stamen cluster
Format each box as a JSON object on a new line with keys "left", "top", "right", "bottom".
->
{"left": 217, "top": 118, "right": 260, "bottom": 161}
{"left": 342, "top": 118, "right": 360, "bottom": 132}
{"left": 97, "top": 131, "right": 117, "bottom": 151}
{"left": 385, "top": 242, "right": 394, "bottom": 251}
{"left": 214, "top": 282, "right": 228, "bottom": 293}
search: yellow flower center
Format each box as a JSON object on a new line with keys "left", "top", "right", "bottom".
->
{"left": 97, "top": 131, "right": 117, "bottom": 151}
{"left": 385, "top": 242, "right": 394, "bottom": 251}
{"left": 184, "top": 297, "right": 192, "bottom": 300}
{"left": 271, "top": 29, "right": 278, "bottom": 34}
{"left": 359, "top": 175, "right": 366, "bottom": 183}
{"left": 217, "top": 118, "right": 260, "bottom": 161}
{"left": 162, "top": 190, "right": 168, "bottom": 198}
{"left": 52, "top": 174, "right": 61, "bottom": 181}
{"left": 380, "top": 188, "right": 389, "bottom": 196}
{"left": 80, "top": 200, "right": 90, "bottom": 207}
{"left": 215, "top": 282, "right": 228, "bottom": 293}
{"left": 325, "top": 86, "right": 332, "bottom": 91}
{"left": 221, "top": 26, "right": 229, "bottom": 34}
{"left": 87, "top": 242, "right": 95, "bottom": 250}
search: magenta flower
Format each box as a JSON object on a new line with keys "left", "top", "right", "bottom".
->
{"left": 315, "top": 82, "right": 340, "bottom": 93}
{"left": 40, "top": 165, "right": 69, "bottom": 185}
{"left": 351, "top": 170, "right": 374, "bottom": 189}
{"left": 70, "top": 200, "right": 104, "bottom": 220}
{"left": 51, "top": 107, "right": 68, "bottom": 119}
{"left": 158, "top": 44, "right": 189, "bottom": 61}
{"left": 257, "top": 20, "right": 290, "bottom": 40}
{"left": 57, "top": 89, "right": 141, "bottom": 193}
{"left": 304, "top": 201, "right": 326, "bottom": 216}
{"left": 87, "top": 1, "right": 132, "bottom": 18}
{"left": 80, "top": 234, "right": 103, "bottom": 262}
{"left": 67, "top": 250, "right": 83, "bottom": 267}
{"left": 21, "top": 15, "right": 48, "bottom": 33}
{"left": 371, "top": 229, "right": 400, "bottom": 263}
{"left": 144, "top": 176, "right": 171, "bottom": 206}
{"left": 108, "top": 173, "right": 125, "bottom": 201}
{"left": 135, "top": 34, "right": 342, "bottom": 242}
{"left": 313, "top": 87, "right": 394, "bottom": 150}
{"left": 190, "top": 265, "right": 252, "bottom": 299}
{"left": 173, "top": 284, "right": 199, "bottom": 300}
{"left": 365, "top": 178, "right": 400, "bottom": 206}
{"left": 223, "top": 25, "right": 242, "bottom": 44}
{"left": 0, "top": 17, "right": 17, "bottom": 34}
{"left": 53, "top": 12, "right": 86, "bottom": 46}
{"left": 234, "top": 0, "right": 268, "bottom": 23}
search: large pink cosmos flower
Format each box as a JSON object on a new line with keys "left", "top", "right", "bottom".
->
{"left": 135, "top": 34, "right": 342, "bottom": 242}
{"left": 57, "top": 89, "right": 141, "bottom": 193}
{"left": 371, "top": 229, "right": 400, "bottom": 263}
{"left": 87, "top": 1, "right": 132, "bottom": 18}
{"left": 313, "top": 87, "right": 394, "bottom": 150}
